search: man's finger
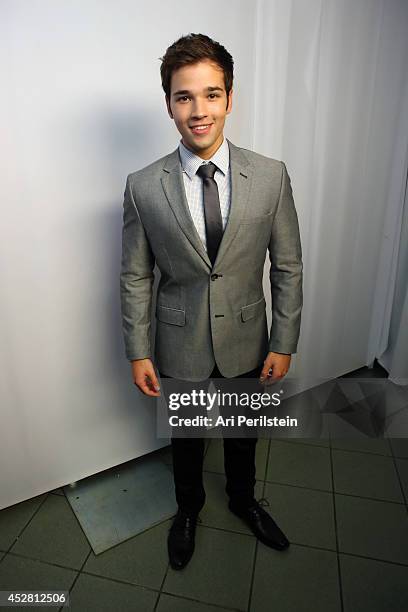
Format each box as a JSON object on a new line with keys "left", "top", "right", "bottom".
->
{"left": 260, "top": 366, "right": 273, "bottom": 380}
{"left": 147, "top": 370, "right": 161, "bottom": 392}
{"left": 135, "top": 375, "right": 161, "bottom": 397}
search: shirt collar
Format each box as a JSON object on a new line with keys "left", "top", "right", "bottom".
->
{"left": 178, "top": 136, "right": 230, "bottom": 180}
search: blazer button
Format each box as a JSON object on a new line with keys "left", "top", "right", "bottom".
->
{"left": 211, "top": 274, "right": 219, "bottom": 281}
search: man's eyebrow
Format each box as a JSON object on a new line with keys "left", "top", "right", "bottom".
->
{"left": 172, "top": 86, "right": 224, "bottom": 97}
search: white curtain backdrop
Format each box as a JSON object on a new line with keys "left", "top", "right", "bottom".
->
{"left": 376, "top": 157, "right": 408, "bottom": 385}
{"left": 1, "top": 0, "right": 407, "bottom": 509}
{"left": 254, "top": 0, "right": 408, "bottom": 386}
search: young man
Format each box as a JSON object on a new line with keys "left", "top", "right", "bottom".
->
{"left": 120, "top": 33, "right": 303, "bottom": 569}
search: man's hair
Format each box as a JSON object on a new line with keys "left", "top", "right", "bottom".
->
{"left": 159, "top": 33, "right": 234, "bottom": 104}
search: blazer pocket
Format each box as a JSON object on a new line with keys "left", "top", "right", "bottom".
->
{"left": 240, "top": 211, "right": 273, "bottom": 225}
{"left": 241, "top": 296, "right": 266, "bottom": 322}
{"left": 156, "top": 304, "right": 186, "bottom": 326}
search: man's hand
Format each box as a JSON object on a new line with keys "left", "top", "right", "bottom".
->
{"left": 260, "top": 352, "right": 291, "bottom": 384}
{"left": 131, "top": 358, "right": 161, "bottom": 396}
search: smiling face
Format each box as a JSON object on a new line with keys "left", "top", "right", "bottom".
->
{"left": 165, "top": 59, "right": 233, "bottom": 159}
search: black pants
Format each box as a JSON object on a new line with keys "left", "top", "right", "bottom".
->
{"left": 160, "top": 362, "right": 262, "bottom": 516}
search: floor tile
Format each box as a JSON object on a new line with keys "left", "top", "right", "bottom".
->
{"left": 395, "top": 458, "right": 408, "bottom": 501}
{"left": 332, "top": 449, "right": 404, "bottom": 502}
{"left": 82, "top": 520, "right": 169, "bottom": 590}
{"left": 0, "top": 554, "right": 76, "bottom": 600}
{"left": 342, "top": 362, "right": 387, "bottom": 378}
{"left": 163, "top": 525, "right": 255, "bottom": 610}
{"left": 266, "top": 440, "right": 332, "bottom": 491}
{"left": 199, "top": 472, "right": 263, "bottom": 534}
{"left": 384, "top": 410, "right": 408, "bottom": 439}
{"left": 389, "top": 438, "right": 408, "bottom": 459}
{"left": 155, "top": 444, "right": 173, "bottom": 466}
{"left": 263, "top": 482, "right": 336, "bottom": 550}
{"left": 0, "top": 494, "right": 47, "bottom": 551}
{"left": 328, "top": 414, "right": 378, "bottom": 439}
{"left": 69, "top": 572, "right": 157, "bottom": 611}
{"left": 340, "top": 553, "right": 408, "bottom": 612}
{"left": 283, "top": 438, "right": 330, "bottom": 447}
{"left": 335, "top": 493, "right": 408, "bottom": 564}
{"left": 266, "top": 385, "right": 331, "bottom": 441}
{"left": 250, "top": 543, "right": 341, "bottom": 612}
{"left": 10, "top": 494, "right": 90, "bottom": 569}
{"left": 157, "top": 592, "right": 234, "bottom": 612}
{"left": 203, "top": 438, "right": 269, "bottom": 478}
{"left": 331, "top": 438, "right": 392, "bottom": 455}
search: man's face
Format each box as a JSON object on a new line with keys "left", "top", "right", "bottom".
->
{"left": 166, "top": 59, "right": 233, "bottom": 159}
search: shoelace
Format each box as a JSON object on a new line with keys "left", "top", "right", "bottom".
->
{"left": 248, "top": 497, "right": 270, "bottom": 517}
{"left": 171, "top": 513, "right": 202, "bottom": 522}
{"left": 170, "top": 513, "right": 202, "bottom": 537}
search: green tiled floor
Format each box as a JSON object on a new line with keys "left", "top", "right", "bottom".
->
{"left": 1, "top": 438, "right": 408, "bottom": 610}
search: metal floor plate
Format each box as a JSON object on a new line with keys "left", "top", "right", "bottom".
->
{"left": 63, "top": 453, "right": 176, "bottom": 554}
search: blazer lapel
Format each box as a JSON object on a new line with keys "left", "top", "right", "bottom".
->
{"left": 161, "top": 148, "right": 212, "bottom": 268}
{"left": 160, "top": 138, "right": 253, "bottom": 270}
{"left": 214, "top": 139, "right": 253, "bottom": 268}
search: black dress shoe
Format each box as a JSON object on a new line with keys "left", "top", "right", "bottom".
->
{"left": 229, "top": 498, "right": 289, "bottom": 550}
{"left": 168, "top": 511, "right": 199, "bottom": 570}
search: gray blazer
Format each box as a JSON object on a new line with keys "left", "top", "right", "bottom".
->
{"left": 120, "top": 138, "right": 303, "bottom": 381}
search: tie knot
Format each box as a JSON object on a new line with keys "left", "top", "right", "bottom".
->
{"left": 197, "top": 162, "right": 217, "bottom": 180}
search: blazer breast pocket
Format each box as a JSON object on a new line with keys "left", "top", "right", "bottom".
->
{"left": 240, "top": 211, "right": 274, "bottom": 225}
{"left": 156, "top": 304, "right": 186, "bottom": 326}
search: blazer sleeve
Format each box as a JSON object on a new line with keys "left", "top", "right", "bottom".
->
{"left": 267, "top": 161, "right": 303, "bottom": 354}
{"left": 120, "top": 175, "right": 155, "bottom": 361}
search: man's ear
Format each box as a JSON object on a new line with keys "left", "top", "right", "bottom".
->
{"left": 165, "top": 95, "right": 173, "bottom": 119}
{"left": 226, "top": 88, "right": 233, "bottom": 114}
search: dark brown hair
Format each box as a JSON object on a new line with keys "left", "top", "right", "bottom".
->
{"left": 159, "top": 33, "right": 234, "bottom": 105}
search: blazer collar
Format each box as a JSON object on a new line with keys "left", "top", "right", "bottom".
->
{"left": 160, "top": 138, "right": 253, "bottom": 270}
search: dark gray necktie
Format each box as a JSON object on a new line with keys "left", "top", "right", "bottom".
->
{"left": 196, "top": 162, "right": 223, "bottom": 266}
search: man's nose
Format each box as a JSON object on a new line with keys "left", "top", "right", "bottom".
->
{"left": 191, "top": 99, "right": 208, "bottom": 119}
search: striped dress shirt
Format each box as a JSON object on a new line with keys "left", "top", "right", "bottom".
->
{"left": 178, "top": 137, "right": 231, "bottom": 252}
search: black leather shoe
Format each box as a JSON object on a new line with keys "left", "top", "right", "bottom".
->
{"left": 168, "top": 511, "right": 199, "bottom": 570}
{"left": 229, "top": 498, "right": 289, "bottom": 550}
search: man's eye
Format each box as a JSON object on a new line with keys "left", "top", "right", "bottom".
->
{"left": 176, "top": 94, "right": 219, "bottom": 102}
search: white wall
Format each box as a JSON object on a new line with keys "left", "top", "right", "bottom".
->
{"left": 0, "top": 0, "right": 256, "bottom": 509}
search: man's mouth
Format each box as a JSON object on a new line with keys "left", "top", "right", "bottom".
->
{"left": 190, "top": 124, "right": 212, "bottom": 135}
